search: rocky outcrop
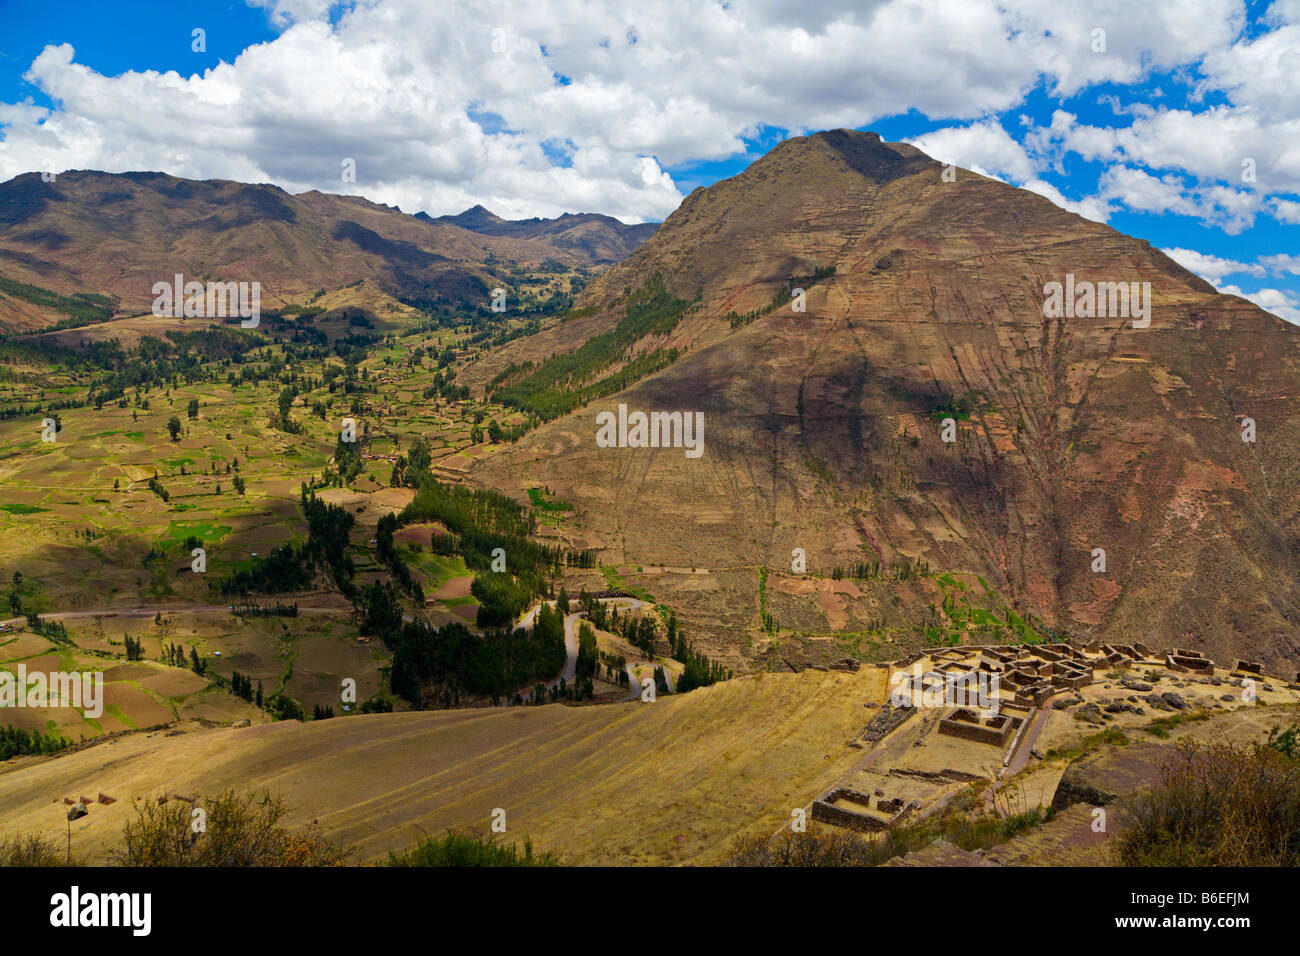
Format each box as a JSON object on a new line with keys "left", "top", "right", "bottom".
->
{"left": 1051, "top": 742, "right": 1168, "bottom": 810}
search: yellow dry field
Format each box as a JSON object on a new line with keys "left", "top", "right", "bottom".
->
{"left": 0, "top": 666, "right": 888, "bottom": 865}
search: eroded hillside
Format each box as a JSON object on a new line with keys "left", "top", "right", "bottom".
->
{"left": 471, "top": 129, "right": 1300, "bottom": 672}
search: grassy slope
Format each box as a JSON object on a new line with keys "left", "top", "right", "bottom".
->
{"left": 0, "top": 665, "right": 886, "bottom": 865}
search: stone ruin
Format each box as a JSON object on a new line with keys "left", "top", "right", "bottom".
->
{"left": 811, "top": 766, "right": 985, "bottom": 834}
{"left": 1048, "top": 657, "right": 1093, "bottom": 690}
{"left": 850, "top": 699, "right": 915, "bottom": 749}
{"left": 809, "top": 638, "right": 1296, "bottom": 838}
{"left": 938, "top": 707, "right": 1023, "bottom": 746}
{"left": 811, "top": 786, "right": 913, "bottom": 832}
{"left": 1166, "top": 647, "right": 1215, "bottom": 674}
{"left": 888, "top": 767, "right": 984, "bottom": 784}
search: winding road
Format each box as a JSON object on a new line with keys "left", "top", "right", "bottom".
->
{"left": 515, "top": 596, "right": 646, "bottom": 699}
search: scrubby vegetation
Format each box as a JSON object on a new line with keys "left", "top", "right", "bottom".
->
{"left": 1114, "top": 727, "right": 1300, "bottom": 866}
{"left": 0, "top": 272, "right": 116, "bottom": 327}
{"left": 0, "top": 833, "right": 65, "bottom": 866}
{"left": 387, "top": 831, "right": 559, "bottom": 867}
{"left": 114, "top": 788, "right": 345, "bottom": 866}
{"left": 727, "top": 265, "right": 834, "bottom": 329}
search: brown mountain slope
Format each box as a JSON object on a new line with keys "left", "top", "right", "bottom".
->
{"left": 0, "top": 172, "right": 653, "bottom": 328}
{"left": 471, "top": 129, "right": 1300, "bottom": 672}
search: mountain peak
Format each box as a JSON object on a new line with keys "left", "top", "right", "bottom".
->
{"left": 756, "top": 128, "right": 934, "bottom": 185}
{"left": 475, "top": 126, "right": 1300, "bottom": 673}
{"left": 437, "top": 204, "right": 507, "bottom": 230}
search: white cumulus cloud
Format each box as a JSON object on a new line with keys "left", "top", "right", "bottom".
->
{"left": 0, "top": 0, "right": 1284, "bottom": 223}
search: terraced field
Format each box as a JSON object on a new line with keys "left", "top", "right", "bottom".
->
{"left": 0, "top": 665, "right": 888, "bottom": 864}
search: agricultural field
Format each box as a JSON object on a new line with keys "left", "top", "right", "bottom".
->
{"left": 0, "top": 291, "right": 603, "bottom": 739}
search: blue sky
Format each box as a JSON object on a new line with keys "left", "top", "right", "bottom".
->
{"left": 0, "top": 2, "right": 277, "bottom": 97}
{"left": 1, "top": 0, "right": 1297, "bottom": 319}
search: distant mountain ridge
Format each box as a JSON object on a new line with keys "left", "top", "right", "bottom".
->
{"left": 420, "top": 204, "right": 657, "bottom": 262}
{"left": 0, "top": 171, "right": 657, "bottom": 328}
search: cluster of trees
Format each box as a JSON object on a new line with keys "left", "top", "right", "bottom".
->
{"left": 385, "top": 605, "right": 566, "bottom": 708}
{"left": 574, "top": 593, "right": 729, "bottom": 695}
{"left": 399, "top": 297, "right": 469, "bottom": 329}
{"left": 830, "top": 557, "right": 930, "bottom": 581}
{"left": 312, "top": 704, "right": 334, "bottom": 720}
{"left": 160, "top": 641, "right": 206, "bottom": 675}
{"left": 0, "top": 726, "right": 70, "bottom": 762}
{"left": 356, "top": 579, "right": 403, "bottom": 641}
{"left": 728, "top": 265, "right": 836, "bottom": 329}
{"left": 490, "top": 274, "right": 692, "bottom": 421}
{"left": 276, "top": 386, "right": 305, "bottom": 433}
{"left": 467, "top": 315, "right": 544, "bottom": 350}
{"left": 360, "top": 693, "right": 393, "bottom": 713}
{"left": 219, "top": 543, "right": 311, "bottom": 596}
{"left": 565, "top": 621, "right": 600, "bottom": 700}
{"left": 299, "top": 488, "right": 357, "bottom": 593}
{"left": 146, "top": 475, "right": 169, "bottom": 502}
{"left": 0, "top": 273, "right": 115, "bottom": 326}
{"left": 616, "top": 609, "right": 660, "bottom": 659}
{"left": 426, "top": 532, "right": 459, "bottom": 556}
{"left": 577, "top": 589, "right": 614, "bottom": 629}
{"left": 598, "top": 648, "right": 630, "bottom": 686}
{"left": 228, "top": 670, "right": 260, "bottom": 704}
{"left": 470, "top": 574, "right": 533, "bottom": 628}
{"left": 26, "top": 615, "right": 71, "bottom": 645}
{"left": 268, "top": 694, "right": 305, "bottom": 721}
{"left": 470, "top": 417, "right": 533, "bottom": 445}
{"left": 0, "top": 400, "right": 70, "bottom": 422}
{"left": 231, "top": 601, "right": 298, "bottom": 617}
{"left": 331, "top": 434, "right": 364, "bottom": 486}
{"left": 578, "top": 591, "right": 659, "bottom": 661}
{"left": 666, "top": 612, "right": 733, "bottom": 693}
{"left": 420, "top": 367, "right": 469, "bottom": 404}
{"left": 375, "top": 512, "right": 425, "bottom": 602}
{"left": 575, "top": 622, "right": 597, "bottom": 680}
{"left": 4, "top": 571, "right": 34, "bottom": 617}
{"left": 927, "top": 391, "right": 976, "bottom": 422}
{"left": 653, "top": 666, "right": 670, "bottom": 694}
{"left": 389, "top": 435, "right": 435, "bottom": 489}
{"left": 398, "top": 474, "right": 588, "bottom": 627}
{"left": 219, "top": 487, "right": 355, "bottom": 596}
{"left": 82, "top": 328, "right": 269, "bottom": 409}
{"left": 123, "top": 634, "right": 146, "bottom": 661}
